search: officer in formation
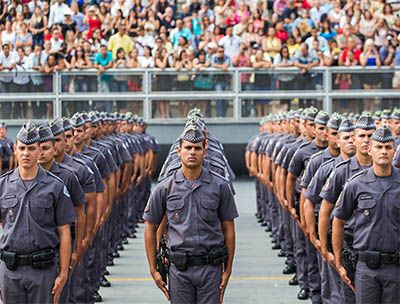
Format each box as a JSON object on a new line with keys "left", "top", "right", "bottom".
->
{"left": 246, "top": 108, "right": 400, "bottom": 304}
{"left": 0, "top": 112, "right": 159, "bottom": 304}
{"left": 144, "top": 108, "right": 238, "bottom": 304}
{"left": 0, "top": 122, "right": 14, "bottom": 174}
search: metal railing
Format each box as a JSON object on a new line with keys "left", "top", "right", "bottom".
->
{"left": 0, "top": 66, "right": 400, "bottom": 124}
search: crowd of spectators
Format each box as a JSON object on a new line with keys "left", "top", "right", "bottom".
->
{"left": 0, "top": 0, "right": 399, "bottom": 118}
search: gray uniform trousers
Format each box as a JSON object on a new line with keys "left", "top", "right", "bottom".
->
{"left": 169, "top": 264, "right": 222, "bottom": 304}
{"left": 283, "top": 208, "right": 295, "bottom": 267}
{"left": 293, "top": 218, "right": 309, "bottom": 290}
{"left": 0, "top": 261, "right": 58, "bottom": 304}
{"left": 355, "top": 262, "right": 400, "bottom": 304}
{"left": 305, "top": 238, "right": 321, "bottom": 303}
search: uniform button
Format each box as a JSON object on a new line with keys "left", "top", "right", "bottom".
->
{"left": 363, "top": 210, "right": 369, "bottom": 216}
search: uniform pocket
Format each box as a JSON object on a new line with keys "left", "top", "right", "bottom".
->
{"left": 199, "top": 200, "right": 219, "bottom": 223}
{"left": 1, "top": 198, "right": 18, "bottom": 224}
{"left": 356, "top": 199, "right": 376, "bottom": 225}
{"left": 166, "top": 197, "right": 185, "bottom": 225}
{"left": 31, "top": 199, "right": 54, "bottom": 225}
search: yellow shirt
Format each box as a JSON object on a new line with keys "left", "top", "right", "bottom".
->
{"left": 108, "top": 33, "right": 133, "bottom": 59}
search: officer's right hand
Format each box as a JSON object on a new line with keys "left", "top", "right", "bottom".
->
{"left": 289, "top": 208, "right": 298, "bottom": 220}
{"left": 52, "top": 273, "right": 68, "bottom": 304}
{"left": 151, "top": 270, "right": 170, "bottom": 300}
{"left": 320, "top": 248, "right": 335, "bottom": 266}
{"left": 310, "top": 235, "right": 321, "bottom": 252}
{"left": 336, "top": 264, "right": 355, "bottom": 293}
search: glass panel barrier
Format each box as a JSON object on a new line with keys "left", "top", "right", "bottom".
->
{"left": 150, "top": 70, "right": 234, "bottom": 92}
{"left": 151, "top": 99, "right": 234, "bottom": 119}
{"left": 331, "top": 70, "right": 396, "bottom": 90}
{"left": 62, "top": 100, "right": 144, "bottom": 117}
{"left": 0, "top": 100, "right": 54, "bottom": 120}
{"left": 0, "top": 72, "right": 54, "bottom": 93}
{"left": 241, "top": 98, "right": 323, "bottom": 118}
{"left": 332, "top": 98, "right": 400, "bottom": 114}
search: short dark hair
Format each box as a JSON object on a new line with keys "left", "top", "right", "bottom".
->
{"left": 179, "top": 138, "right": 206, "bottom": 147}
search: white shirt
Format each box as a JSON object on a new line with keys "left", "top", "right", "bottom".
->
{"left": 138, "top": 56, "right": 154, "bottom": 68}
{"left": 1, "top": 30, "right": 16, "bottom": 48}
{"left": 48, "top": 3, "right": 69, "bottom": 27}
{"left": 50, "top": 37, "right": 63, "bottom": 52}
{"left": 13, "top": 55, "right": 30, "bottom": 85}
{"left": 0, "top": 51, "right": 16, "bottom": 83}
{"left": 219, "top": 34, "right": 242, "bottom": 60}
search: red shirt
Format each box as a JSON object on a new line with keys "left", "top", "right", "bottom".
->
{"left": 44, "top": 33, "right": 64, "bottom": 41}
{"left": 276, "top": 30, "right": 288, "bottom": 43}
{"left": 341, "top": 47, "right": 361, "bottom": 63}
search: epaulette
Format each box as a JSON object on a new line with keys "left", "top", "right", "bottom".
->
{"left": 46, "top": 170, "right": 64, "bottom": 184}
{"left": 310, "top": 150, "right": 324, "bottom": 160}
{"left": 72, "top": 156, "right": 88, "bottom": 166}
{"left": 209, "top": 169, "right": 229, "bottom": 183}
{"left": 210, "top": 160, "right": 225, "bottom": 171}
{"left": 347, "top": 169, "right": 367, "bottom": 182}
{"left": 87, "top": 145, "right": 102, "bottom": 153}
{"left": 58, "top": 162, "right": 74, "bottom": 172}
{"left": 298, "top": 141, "right": 311, "bottom": 149}
{"left": 335, "top": 158, "right": 351, "bottom": 169}
{"left": 320, "top": 157, "right": 335, "bottom": 168}
{"left": 0, "top": 169, "right": 14, "bottom": 179}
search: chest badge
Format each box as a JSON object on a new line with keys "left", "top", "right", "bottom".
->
{"left": 363, "top": 210, "right": 370, "bottom": 216}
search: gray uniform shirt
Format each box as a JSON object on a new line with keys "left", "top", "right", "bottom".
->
{"left": 0, "top": 167, "right": 76, "bottom": 253}
{"left": 144, "top": 168, "right": 238, "bottom": 254}
{"left": 333, "top": 167, "right": 400, "bottom": 253}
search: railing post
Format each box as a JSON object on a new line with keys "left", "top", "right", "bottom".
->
{"left": 323, "top": 68, "right": 332, "bottom": 114}
{"left": 53, "top": 71, "right": 61, "bottom": 119}
{"left": 233, "top": 69, "right": 241, "bottom": 120}
{"left": 143, "top": 70, "right": 150, "bottom": 120}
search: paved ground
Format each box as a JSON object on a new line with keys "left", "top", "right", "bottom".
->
{"left": 101, "top": 179, "right": 302, "bottom": 303}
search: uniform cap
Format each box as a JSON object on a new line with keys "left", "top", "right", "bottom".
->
{"left": 49, "top": 118, "right": 64, "bottom": 136}
{"left": 315, "top": 111, "right": 330, "bottom": 126}
{"left": 38, "top": 125, "right": 55, "bottom": 143}
{"left": 62, "top": 117, "right": 73, "bottom": 132}
{"left": 371, "top": 126, "right": 394, "bottom": 143}
{"left": 373, "top": 110, "right": 382, "bottom": 121}
{"left": 355, "top": 114, "right": 376, "bottom": 130}
{"left": 302, "top": 107, "right": 318, "bottom": 121}
{"left": 181, "top": 125, "right": 205, "bottom": 143}
{"left": 338, "top": 119, "right": 355, "bottom": 133}
{"left": 137, "top": 117, "right": 146, "bottom": 126}
{"left": 81, "top": 112, "right": 91, "bottom": 123}
{"left": 327, "top": 112, "right": 342, "bottom": 130}
{"left": 381, "top": 109, "right": 392, "bottom": 120}
{"left": 16, "top": 122, "right": 40, "bottom": 145}
{"left": 89, "top": 111, "right": 101, "bottom": 125}
{"left": 391, "top": 108, "right": 400, "bottom": 120}
{"left": 0, "top": 121, "right": 7, "bottom": 128}
{"left": 71, "top": 113, "right": 86, "bottom": 128}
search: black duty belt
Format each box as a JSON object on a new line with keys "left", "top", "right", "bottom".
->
{"left": 186, "top": 255, "right": 210, "bottom": 267}
{"left": 0, "top": 248, "right": 56, "bottom": 270}
{"left": 358, "top": 251, "right": 400, "bottom": 266}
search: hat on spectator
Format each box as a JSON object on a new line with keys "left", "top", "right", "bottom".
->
{"left": 62, "top": 118, "right": 73, "bottom": 132}
{"left": 17, "top": 122, "right": 40, "bottom": 145}
{"left": 355, "top": 114, "right": 376, "bottom": 130}
{"left": 64, "top": 7, "right": 72, "bottom": 15}
{"left": 181, "top": 125, "right": 205, "bottom": 143}
{"left": 338, "top": 119, "right": 355, "bottom": 133}
{"left": 327, "top": 112, "right": 342, "bottom": 130}
{"left": 71, "top": 113, "right": 86, "bottom": 128}
{"left": 49, "top": 118, "right": 65, "bottom": 137}
{"left": 315, "top": 111, "right": 330, "bottom": 126}
{"left": 391, "top": 108, "right": 400, "bottom": 120}
{"left": 371, "top": 125, "right": 394, "bottom": 143}
{"left": 206, "top": 42, "right": 217, "bottom": 50}
{"left": 38, "top": 125, "right": 55, "bottom": 143}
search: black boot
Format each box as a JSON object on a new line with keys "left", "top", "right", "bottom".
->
{"left": 283, "top": 264, "right": 296, "bottom": 275}
{"left": 99, "top": 275, "right": 111, "bottom": 288}
{"left": 90, "top": 291, "right": 102, "bottom": 302}
{"left": 289, "top": 274, "right": 299, "bottom": 286}
{"left": 297, "top": 288, "right": 310, "bottom": 300}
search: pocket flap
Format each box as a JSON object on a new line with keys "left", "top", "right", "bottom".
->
{"left": 34, "top": 200, "right": 53, "bottom": 208}
{"left": 200, "top": 200, "right": 218, "bottom": 210}
{"left": 358, "top": 199, "right": 376, "bottom": 209}
{"left": 2, "top": 198, "right": 18, "bottom": 208}
{"left": 167, "top": 198, "right": 184, "bottom": 210}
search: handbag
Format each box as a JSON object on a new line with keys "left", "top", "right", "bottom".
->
{"left": 177, "top": 72, "right": 190, "bottom": 82}
{"left": 194, "top": 74, "right": 213, "bottom": 90}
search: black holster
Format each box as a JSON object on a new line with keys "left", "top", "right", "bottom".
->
{"left": 31, "top": 248, "right": 55, "bottom": 269}
{"left": 170, "top": 252, "right": 188, "bottom": 271}
{"left": 342, "top": 248, "right": 357, "bottom": 285}
{"left": 209, "top": 245, "right": 229, "bottom": 266}
{"left": 1, "top": 251, "right": 17, "bottom": 271}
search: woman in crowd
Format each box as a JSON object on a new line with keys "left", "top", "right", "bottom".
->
{"left": 30, "top": 6, "right": 47, "bottom": 47}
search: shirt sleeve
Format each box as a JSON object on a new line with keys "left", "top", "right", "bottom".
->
{"left": 288, "top": 149, "right": 303, "bottom": 177}
{"left": 95, "top": 152, "right": 112, "bottom": 179}
{"left": 68, "top": 173, "right": 87, "bottom": 207}
{"left": 320, "top": 168, "right": 343, "bottom": 204}
{"left": 218, "top": 181, "right": 239, "bottom": 221}
{"left": 79, "top": 165, "right": 97, "bottom": 194}
{"left": 54, "top": 183, "right": 77, "bottom": 226}
{"left": 332, "top": 182, "right": 356, "bottom": 221}
{"left": 142, "top": 185, "right": 167, "bottom": 224}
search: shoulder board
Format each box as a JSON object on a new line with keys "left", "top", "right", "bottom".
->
{"left": 209, "top": 169, "right": 229, "bottom": 182}
{"left": 46, "top": 170, "right": 64, "bottom": 184}
{"left": 320, "top": 157, "right": 335, "bottom": 168}
{"left": 310, "top": 150, "right": 323, "bottom": 160}
{"left": 298, "top": 141, "right": 311, "bottom": 149}
{"left": 72, "top": 156, "right": 87, "bottom": 166}
{"left": 348, "top": 170, "right": 367, "bottom": 182}
{"left": 87, "top": 146, "right": 101, "bottom": 153}
{"left": 0, "top": 169, "right": 15, "bottom": 179}
{"left": 58, "top": 162, "right": 74, "bottom": 172}
{"left": 335, "top": 158, "right": 351, "bottom": 168}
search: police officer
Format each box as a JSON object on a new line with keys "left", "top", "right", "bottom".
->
{"left": 332, "top": 126, "right": 400, "bottom": 304}
{"left": 0, "top": 122, "right": 14, "bottom": 174}
{"left": 144, "top": 124, "right": 238, "bottom": 304}
{"left": 306, "top": 118, "right": 356, "bottom": 304}
{"left": 319, "top": 114, "right": 376, "bottom": 303}
{"left": 373, "top": 111, "right": 382, "bottom": 128}
{"left": 0, "top": 122, "right": 76, "bottom": 304}
{"left": 389, "top": 108, "right": 400, "bottom": 147}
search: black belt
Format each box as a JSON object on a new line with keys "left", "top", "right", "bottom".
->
{"left": 0, "top": 248, "right": 55, "bottom": 270}
{"left": 358, "top": 251, "right": 400, "bottom": 265}
{"left": 186, "top": 255, "right": 210, "bottom": 267}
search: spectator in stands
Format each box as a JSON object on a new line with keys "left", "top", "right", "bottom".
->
{"left": 30, "top": 6, "right": 47, "bottom": 47}
{"left": 49, "top": 27, "right": 64, "bottom": 53}
{"left": 293, "top": 42, "right": 319, "bottom": 90}
{"left": 48, "top": 0, "right": 69, "bottom": 27}
{"left": 71, "top": 1, "right": 86, "bottom": 37}
{"left": 61, "top": 8, "right": 77, "bottom": 39}
{"left": 263, "top": 27, "right": 281, "bottom": 58}
{"left": 273, "top": 0, "right": 289, "bottom": 23}
{"left": 108, "top": 19, "right": 133, "bottom": 59}
{"left": 212, "top": 45, "right": 231, "bottom": 118}
{"left": 94, "top": 43, "right": 113, "bottom": 93}
{"left": 306, "top": 27, "right": 329, "bottom": 52}
{"left": 84, "top": 5, "right": 103, "bottom": 40}
{"left": 175, "top": 49, "right": 192, "bottom": 117}
{"left": 13, "top": 47, "right": 30, "bottom": 118}
{"left": 360, "top": 38, "right": 381, "bottom": 88}
{"left": 29, "top": 44, "right": 47, "bottom": 117}
{"left": 359, "top": 10, "right": 377, "bottom": 39}
{"left": 320, "top": 19, "right": 337, "bottom": 42}
{"left": 16, "top": 23, "right": 33, "bottom": 50}
{"left": 193, "top": 49, "right": 211, "bottom": 115}
{"left": 170, "top": 18, "right": 191, "bottom": 48}
{"left": 214, "top": 0, "right": 230, "bottom": 32}
{"left": 251, "top": 46, "right": 272, "bottom": 116}
{"left": 0, "top": 43, "right": 16, "bottom": 94}
{"left": 71, "top": 46, "right": 92, "bottom": 94}
{"left": 219, "top": 25, "right": 242, "bottom": 59}
{"left": 1, "top": 20, "right": 17, "bottom": 49}
{"left": 138, "top": 45, "right": 154, "bottom": 68}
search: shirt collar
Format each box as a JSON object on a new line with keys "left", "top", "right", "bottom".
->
{"left": 365, "top": 166, "right": 400, "bottom": 184}
{"left": 9, "top": 166, "right": 48, "bottom": 183}
{"left": 174, "top": 167, "right": 211, "bottom": 184}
